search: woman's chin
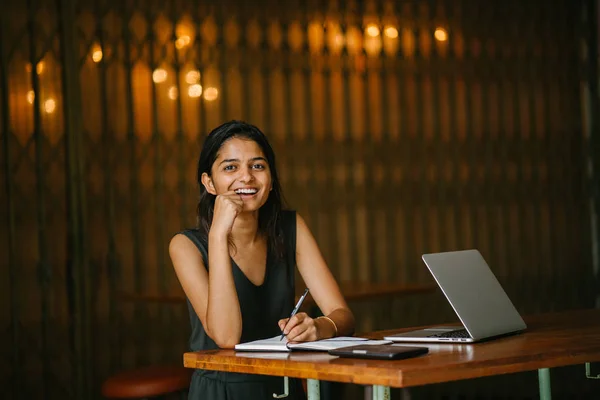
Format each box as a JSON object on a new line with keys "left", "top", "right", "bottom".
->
{"left": 240, "top": 198, "right": 268, "bottom": 212}
{"left": 239, "top": 203, "right": 264, "bottom": 214}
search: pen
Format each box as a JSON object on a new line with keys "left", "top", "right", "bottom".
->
{"left": 280, "top": 288, "right": 310, "bottom": 340}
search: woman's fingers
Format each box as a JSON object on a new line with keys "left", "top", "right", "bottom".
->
{"left": 289, "top": 329, "right": 315, "bottom": 343}
{"left": 219, "top": 191, "right": 244, "bottom": 209}
{"left": 287, "top": 324, "right": 317, "bottom": 342}
{"left": 278, "top": 318, "right": 289, "bottom": 331}
{"left": 211, "top": 191, "right": 245, "bottom": 236}
{"left": 282, "top": 313, "right": 306, "bottom": 334}
{"left": 285, "top": 313, "right": 318, "bottom": 342}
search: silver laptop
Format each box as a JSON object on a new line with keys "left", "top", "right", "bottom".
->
{"left": 384, "top": 250, "right": 526, "bottom": 343}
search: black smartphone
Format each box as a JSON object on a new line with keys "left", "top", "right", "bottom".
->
{"left": 328, "top": 344, "right": 429, "bottom": 360}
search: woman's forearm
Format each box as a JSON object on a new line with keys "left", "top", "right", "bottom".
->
{"left": 206, "top": 233, "right": 242, "bottom": 348}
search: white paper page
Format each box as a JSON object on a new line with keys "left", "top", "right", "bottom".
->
{"left": 319, "top": 336, "right": 368, "bottom": 342}
{"left": 234, "top": 336, "right": 291, "bottom": 352}
{"left": 288, "top": 339, "right": 392, "bottom": 351}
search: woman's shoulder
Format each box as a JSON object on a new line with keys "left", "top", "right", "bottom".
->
{"left": 172, "top": 228, "right": 202, "bottom": 242}
{"left": 170, "top": 229, "right": 207, "bottom": 254}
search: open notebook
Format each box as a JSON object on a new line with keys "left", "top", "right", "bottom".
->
{"left": 234, "top": 336, "right": 392, "bottom": 352}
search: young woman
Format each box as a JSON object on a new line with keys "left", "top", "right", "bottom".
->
{"left": 169, "top": 120, "right": 355, "bottom": 399}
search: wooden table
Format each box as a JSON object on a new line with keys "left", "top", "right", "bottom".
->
{"left": 184, "top": 308, "right": 600, "bottom": 400}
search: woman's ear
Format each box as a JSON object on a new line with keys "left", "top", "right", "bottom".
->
{"left": 201, "top": 172, "right": 217, "bottom": 195}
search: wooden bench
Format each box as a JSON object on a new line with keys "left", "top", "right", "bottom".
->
{"left": 118, "top": 281, "right": 436, "bottom": 305}
{"left": 101, "top": 365, "right": 192, "bottom": 399}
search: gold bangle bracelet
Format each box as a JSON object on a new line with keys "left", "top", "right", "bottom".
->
{"left": 319, "top": 316, "right": 338, "bottom": 337}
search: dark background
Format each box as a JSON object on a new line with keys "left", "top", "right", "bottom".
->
{"left": 1, "top": 0, "right": 599, "bottom": 398}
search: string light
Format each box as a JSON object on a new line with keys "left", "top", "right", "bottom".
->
{"left": 152, "top": 68, "right": 168, "bottom": 83}
{"left": 188, "top": 84, "right": 203, "bottom": 98}
{"left": 185, "top": 70, "right": 200, "bottom": 84}
{"left": 168, "top": 86, "right": 178, "bottom": 100}
{"left": 175, "top": 35, "right": 191, "bottom": 49}
{"left": 365, "top": 24, "right": 380, "bottom": 37}
{"left": 384, "top": 26, "right": 398, "bottom": 39}
{"left": 44, "top": 98, "right": 56, "bottom": 114}
{"left": 434, "top": 27, "right": 448, "bottom": 42}
{"left": 92, "top": 43, "right": 103, "bottom": 63}
{"left": 27, "top": 90, "right": 35, "bottom": 104}
{"left": 204, "top": 87, "right": 218, "bottom": 101}
{"left": 25, "top": 61, "right": 45, "bottom": 75}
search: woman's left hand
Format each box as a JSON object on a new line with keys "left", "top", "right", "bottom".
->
{"left": 278, "top": 312, "right": 318, "bottom": 342}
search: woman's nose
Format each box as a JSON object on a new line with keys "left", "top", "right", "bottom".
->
{"left": 239, "top": 166, "right": 254, "bottom": 182}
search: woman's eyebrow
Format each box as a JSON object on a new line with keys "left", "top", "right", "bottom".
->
{"left": 218, "top": 158, "right": 239, "bottom": 165}
{"left": 218, "top": 156, "right": 266, "bottom": 165}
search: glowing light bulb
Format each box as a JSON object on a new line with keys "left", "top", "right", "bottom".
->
{"left": 185, "top": 70, "right": 200, "bottom": 84}
{"left": 44, "top": 98, "right": 56, "bottom": 114}
{"left": 27, "top": 90, "right": 35, "bottom": 104}
{"left": 365, "top": 24, "right": 380, "bottom": 37}
{"left": 26, "top": 62, "right": 45, "bottom": 74}
{"left": 204, "top": 87, "right": 218, "bottom": 101}
{"left": 434, "top": 27, "right": 448, "bottom": 42}
{"left": 168, "top": 86, "right": 178, "bottom": 100}
{"left": 152, "top": 68, "right": 168, "bottom": 83}
{"left": 92, "top": 44, "right": 103, "bottom": 63}
{"left": 175, "top": 35, "right": 190, "bottom": 49}
{"left": 384, "top": 26, "right": 398, "bottom": 39}
{"left": 188, "top": 84, "right": 203, "bottom": 98}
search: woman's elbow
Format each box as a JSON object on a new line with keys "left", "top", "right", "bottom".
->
{"left": 213, "top": 337, "right": 239, "bottom": 349}
{"left": 206, "top": 328, "right": 241, "bottom": 349}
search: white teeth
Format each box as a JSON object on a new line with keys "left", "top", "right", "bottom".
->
{"left": 235, "top": 188, "right": 258, "bottom": 194}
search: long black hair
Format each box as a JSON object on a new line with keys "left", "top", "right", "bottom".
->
{"left": 196, "top": 120, "right": 286, "bottom": 260}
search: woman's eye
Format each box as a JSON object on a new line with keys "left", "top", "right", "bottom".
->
{"left": 252, "top": 164, "right": 265, "bottom": 170}
{"left": 224, "top": 165, "right": 236, "bottom": 171}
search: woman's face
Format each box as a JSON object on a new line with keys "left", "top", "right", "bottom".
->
{"left": 203, "top": 137, "right": 273, "bottom": 212}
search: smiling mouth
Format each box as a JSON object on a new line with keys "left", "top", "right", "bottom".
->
{"left": 235, "top": 188, "right": 258, "bottom": 195}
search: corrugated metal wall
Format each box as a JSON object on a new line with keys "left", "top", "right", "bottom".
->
{"left": 1, "top": 0, "right": 598, "bottom": 399}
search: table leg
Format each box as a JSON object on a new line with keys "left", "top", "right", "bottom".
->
{"left": 307, "top": 379, "right": 320, "bottom": 400}
{"left": 273, "top": 376, "right": 289, "bottom": 398}
{"left": 538, "top": 368, "right": 551, "bottom": 400}
{"left": 372, "top": 385, "right": 391, "bottom": 400}
{"left": 585, "top": 362, "right": 600, "bottom": 379}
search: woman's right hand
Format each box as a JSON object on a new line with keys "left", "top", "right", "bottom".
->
{"left": 210, "top": 190, "right": 244, "bottom": 237}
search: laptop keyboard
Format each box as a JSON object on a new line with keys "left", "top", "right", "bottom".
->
{"left": 427, "top": 329, "right": 471, "bottom": 339}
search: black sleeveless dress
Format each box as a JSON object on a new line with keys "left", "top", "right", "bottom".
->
{"left": 180, "top": 210, "right": 306, "bottom": 400}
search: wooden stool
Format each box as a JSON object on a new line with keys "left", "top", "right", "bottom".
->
{"left": 101, "top": 365, "right": 193, "bottom": 399}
